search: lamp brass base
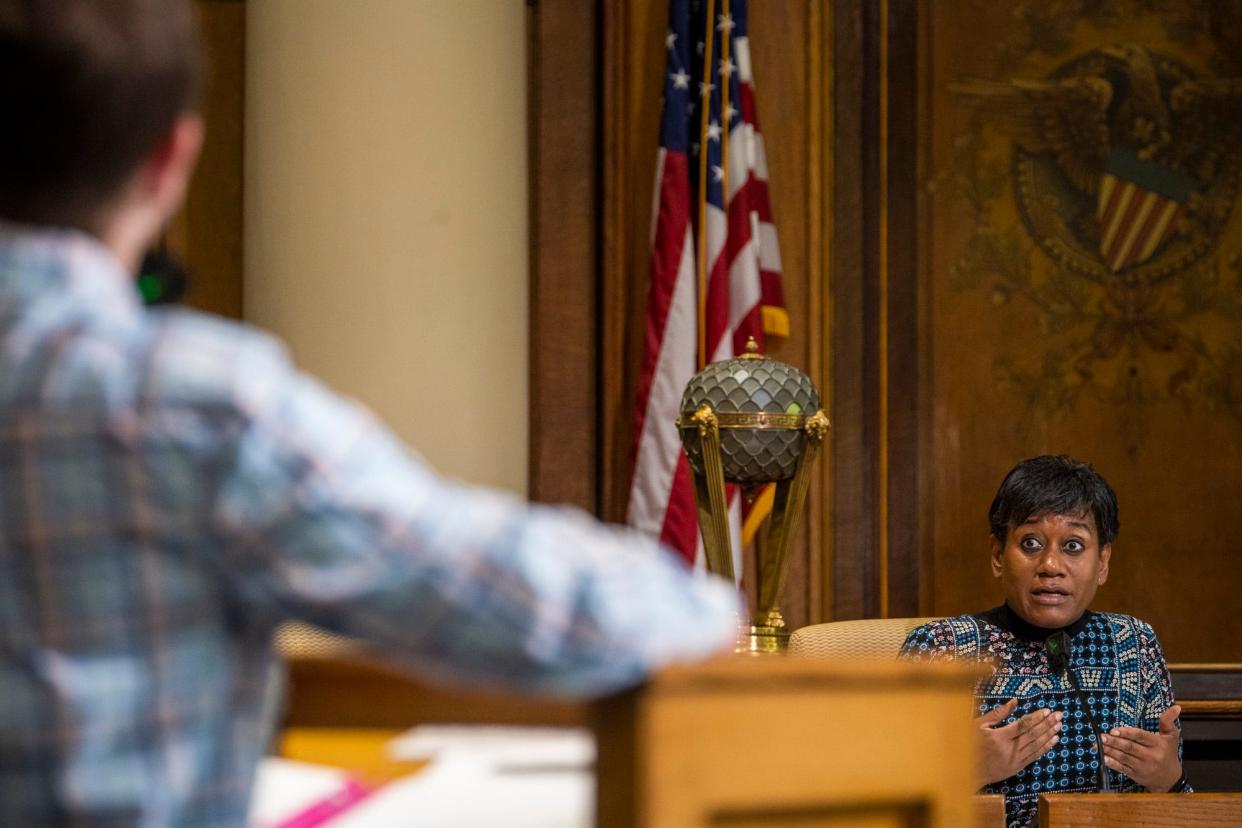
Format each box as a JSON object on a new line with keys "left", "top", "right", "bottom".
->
{"left": 734, "top": 624, "right": 789, "bottom": 656}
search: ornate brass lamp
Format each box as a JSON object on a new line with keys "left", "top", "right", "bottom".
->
{"left": 677, "top": 339, "right": 829, "bottom": 654}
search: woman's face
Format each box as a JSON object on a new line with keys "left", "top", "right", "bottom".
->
{"left": 992, "top": 511, "right": 1111, "bottom": 629}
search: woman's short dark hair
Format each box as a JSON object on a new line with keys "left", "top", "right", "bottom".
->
{"left": 988, "top": 455, "right": 1120, "bottom": 546}
{"left": 0, "top": 0, "right": 202, "bottom": 229}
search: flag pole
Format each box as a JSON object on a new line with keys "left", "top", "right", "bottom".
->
{"left": 720, "top": 0, "right": 731, "bottom": 230}
{"left": 695, "top": 0, "right": 716, "bottom": 370}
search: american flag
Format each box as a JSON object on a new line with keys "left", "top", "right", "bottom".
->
{"left": 627, "top": 0, "right": 787, "bottom": 570}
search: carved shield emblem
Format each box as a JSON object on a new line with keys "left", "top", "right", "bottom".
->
{"left": 1097, "top": 149, "right": 1194, "bottom": 272}
{"left": 942, "top": 41, "right": 1242, "bottom": 453}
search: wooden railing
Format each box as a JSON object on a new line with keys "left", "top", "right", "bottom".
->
{"left": 1039, "top": 793, "right": 1242, "bottom": 826}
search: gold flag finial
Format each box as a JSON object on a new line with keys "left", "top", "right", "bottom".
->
{"left": 741, "top": 336, "right": 762, "bottom": 359}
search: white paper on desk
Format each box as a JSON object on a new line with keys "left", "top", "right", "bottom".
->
{"left": 326, "top": 753, "right": 593, "bottom": 828}
{"left": 387, "top": 724, "right": 595, "bottom": 772}
{"left": 248, "top": 757, "right": 355, "bottom": 827}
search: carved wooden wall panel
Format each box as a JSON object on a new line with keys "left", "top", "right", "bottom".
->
{"left": 528, "top": 0, "right": 601, "bottom": 511}
{"left": 914, "top": 2, "right": 1242, "bottom": 661}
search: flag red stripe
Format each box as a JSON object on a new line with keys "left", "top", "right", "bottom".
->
{"left": 726, "top": 168, "right": 772, "bottom": 220}
{"left": 631, "top": 150, "right": 691, "bottom": 451}
{"left": 732, "top": 305, "right": 763, "bottom": 354}
{"left": 704, "top": 231, "right": 731, "bottom": 359}
{"left": 658, "top": 456, "right": 699, "bottom": 558}
{"left": 726, "top": 184, "right": 758, "bottom": 262}
{"left": 760, "top": 269, "right": 785, "bottom": 309}
{"left": 750, "top": 178, "right": 773, "bottom": 222}
{"left": 705, "top": 152, "right": 769, "bottom": 362}
{"left": 739, "top": 83, "right": 757, "bottom": 127}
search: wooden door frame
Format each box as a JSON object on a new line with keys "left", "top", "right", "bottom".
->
{"left": 826, "top": 0, "right": 922, "bottom": 620}
{"left": 526, "top": 0, "right": 601, "bottom": 513}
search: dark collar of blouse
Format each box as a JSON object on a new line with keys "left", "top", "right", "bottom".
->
{"left": 976, "top": 603, "right": 1095, "bottom": 643}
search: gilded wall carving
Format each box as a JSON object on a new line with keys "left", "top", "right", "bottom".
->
{"left": 936, "top": 1, "right": 1242, "bottom": 455}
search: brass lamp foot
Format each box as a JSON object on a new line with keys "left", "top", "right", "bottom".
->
{"left": 735, "top": 623, "right": 790, "bottom": 655}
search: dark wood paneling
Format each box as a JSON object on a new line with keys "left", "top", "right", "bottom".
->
{"left": 829, "top": 0, "right": 878, "bottom": 621}
{"left": 599, "top": 0, "right": 665, "bottom": 526}
{"left": 1155, "top": 667, "right": 1242, "bottom": 791}
{"left": 883, "top": 0, "right": 921, "bottom": 617}
{"left": 911, "top": 4, "right": 1242, "bottom": 660}
{"left": 527, "top": 0, "right": 599, "bottom": 511}
{"left": 167, "top": 0, "right": 244, "bottom": 319}
{"left": 285, "top": 657, "right": 587, "bottom": 729}
{"left": 748, "top": 3, "right": 815, "bottom": 631}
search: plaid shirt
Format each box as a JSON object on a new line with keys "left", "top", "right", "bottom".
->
{"left": 0, "top": 225, "right": 740, "bottom": 827}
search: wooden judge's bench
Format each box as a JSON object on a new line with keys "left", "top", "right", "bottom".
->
{"left": 279, "top": 640, "right": 1242, "bottom": 827}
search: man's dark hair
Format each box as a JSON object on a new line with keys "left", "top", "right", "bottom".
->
{"left": 0, "top": 0, "right": 202, "bottom": 229}
{"left": 988, "top": 455, "right": 1120, "bottom": 546}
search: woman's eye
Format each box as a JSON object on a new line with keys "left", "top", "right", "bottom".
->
{"left": 1063, "top": 540, "right": 1084, "bottom": 553}
{"left": 1020, "top": 537, "right": 1042, "bottom": 551}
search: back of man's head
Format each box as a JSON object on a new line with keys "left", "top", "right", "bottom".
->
{"left": 0, "top": 0, "right": 201, "bottom": 232}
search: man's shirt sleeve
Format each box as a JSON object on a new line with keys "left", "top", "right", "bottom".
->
{"left": 206, "top": 340, "right": 741, "bottom": 697}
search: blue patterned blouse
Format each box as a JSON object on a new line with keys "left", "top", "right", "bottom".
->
{"left": 900, "top": 606, "right": 1185, "bottom": 828}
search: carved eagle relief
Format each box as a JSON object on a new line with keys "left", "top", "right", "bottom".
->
{"left": 952, "top": 44, "right": 1242, "bottom": 275}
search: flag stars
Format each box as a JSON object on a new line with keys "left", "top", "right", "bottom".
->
{"left": 690, "top": 142, "right": 700, "bottom": 155}
{"left": 712, "top": 165, "right": 725, "bottom": 182}
{"left": 670, "top": 69, "right": 690, "bottom": 90}
{"left": 696, "top": 40, "right": 705, "bottom": 55}
{"left": 706, "top": 120, "right": 722, "bottom": 142}
{"left": 717, "top": 13, "right": 735, "bottom": 34}
{"left": 699, "top": 80, "right": 715, "bottom": 98}
{"left": 666, "top": 30, "right": 677, "bottom": 49}
{"left": 724, "top": 103, "right": 738, "bottom": 123}
{"left": 719, "top": 57, "right": 736, "bottom": 78}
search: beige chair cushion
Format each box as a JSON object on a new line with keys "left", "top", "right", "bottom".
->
{"left": 788, "top": 617, "right": 941, "bottom": 659}
{"left": 274, "top": 622, "right": 359, "bottom": 659}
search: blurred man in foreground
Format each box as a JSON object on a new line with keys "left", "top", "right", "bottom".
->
{"left": 0, "top": 2, "right": 738, "bottom": 824}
